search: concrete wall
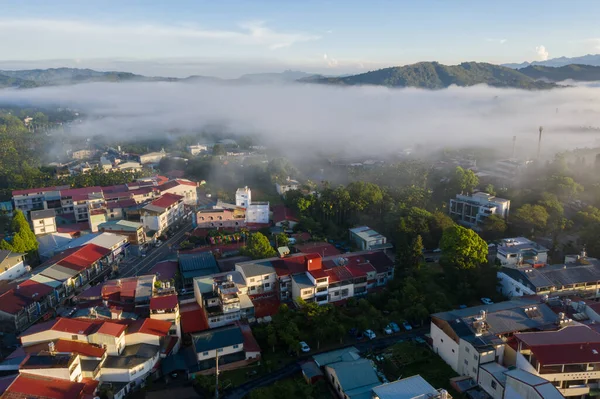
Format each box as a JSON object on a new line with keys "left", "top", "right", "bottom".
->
{"left": 497, "top": 272, "right": 535, "bottom": 298}
{"left": 515, "top": 352, "right": 539, "bottom": 375}
{"left": 477, "top": 367, "right": 505, "bottom": 399}
{"left": 100, "top": 352, "right": 159, "bottom": 383}
{"left": 328, "top": 283, "right": 354, "bottom": 302}
{"left": 0, "top": 260, "right": 26, "bottom": 281}
{"left": 124, "top": 333, "right": 160, "bottom": 347}
{"left": 89, "top": 333, "right": 125, "bottom": 356}
{"left": 21, "top": 331, "right": 85, "bottom": 347}
{"left": 430, "top": 321, "right": 459, "bottom": 372}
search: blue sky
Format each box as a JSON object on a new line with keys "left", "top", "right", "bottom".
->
{"left": 2, "top": 0, "right": 600, "bottom": 77}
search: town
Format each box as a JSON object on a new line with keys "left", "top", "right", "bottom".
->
{"left": 0, "top": 106, "right": 600, "bottom": 399}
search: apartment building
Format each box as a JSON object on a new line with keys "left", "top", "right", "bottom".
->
{"left": 158, "top": 179, "right": 198, "bottom": 205}
{"left": 449, "top": 192, "right": 510, "bottom": 229}
{"left": 498, "top": 251, "right": 600, "bottom": 299}
{"left": 30, "top": 209, "right": 57, "bottom": 235}
{"left": 349, "top": 226, "right": 388, "bottom": 251}
{"left": 140, "top": 193, "right": 184, "bottom": 236}
{"left": 496, "top": 237, "right": 549, "bottom": 267}
{"left": 149, "top": 293, "right": 182, "bottom": 340}
{"left": 98, "top": 220, "right": 146, "bottom": 245}
{"left": 235, "top": 259, "right": 278, "bottom": 296}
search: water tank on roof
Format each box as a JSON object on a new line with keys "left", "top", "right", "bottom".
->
{"left": 227, "top": 274, "right": 233, "bottom": 282}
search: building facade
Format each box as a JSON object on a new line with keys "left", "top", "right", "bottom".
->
{"left": 449, "top": 192, "right": 510, "bottom": 229}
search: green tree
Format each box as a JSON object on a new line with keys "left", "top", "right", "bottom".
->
{"left": 266, "top": 324, "right": 277, "bottom": 353}
{"left": 0, "top": 210, "right": 38, "bottom": 255}
{"left": 484, "top": 184, "right": 496, "bottom": 196}
{"left": 212, "top": 143, "right": 226, "bottom": 156}
{"left": 512, "top": 204, "right": 549, "bottom": 234}
{"left": 275, "top": 233, "right": 289, "bottom": 248}
{"left": 454, "top": 166, "right": 479, "bottom": 194}
{"left": 440, "top": 225, "right": 488, "bottom": 270}
{"left": 481, "top": 215, "right": 507, "bottom": 241}
{"left": 409, "top": 235, "right": 424, "bottom": 270}
{"left": 241, "top": 232, "right": 277, "bottom": 259}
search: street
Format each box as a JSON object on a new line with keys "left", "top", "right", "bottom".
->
{"left": 119, "top": 221, "right": 193, "bottom": 278}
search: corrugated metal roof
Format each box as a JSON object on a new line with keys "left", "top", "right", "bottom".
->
{"left": 192, "top": 324, "right": 244, "bottom": 353}
{"left": 325, "top": 359, "right": 380, "bottom": 399}
{"left": 372, "top": 375, "right": 438, "bottom": 399}
{"left": 30, "top": 274, "right": 63, "bottom": 288}
{"left": 39, "top": 264, "right": 79, "bottom": 282}
{"left": 236, "top": 259, "right": 276, "bottom": 278}
{"left": 179, "top": 253, "right": 219, "bottom": 279}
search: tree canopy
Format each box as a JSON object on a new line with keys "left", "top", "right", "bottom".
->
{"left": 241, "top": 232, "right": 277, "bottom": 259}
{"left": 440, "top": 225, "right": 488, "bottom": 270}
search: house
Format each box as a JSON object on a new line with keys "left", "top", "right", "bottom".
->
{"left": 179, "top": 253, "right": 220, "bottom": 288}
{"left": 98, "top": 220, "right": 146, "bottom": 246}
{"left": 246, "top": 202, "right": 269, "bottom": 224}
{"left": 116, "top": 161, "right": 143, "bottom": 172}
{"left": 0, "top": 250, "right": 27, "bottom": 281}
{"left": 12, "top": 186, "right": 68, "bottom": 215}
{"left": 2, "top": 374, "right": 98, "bottom": 399}
{"left": 449, "top": 192, "right": 510, "bottom": 230}
{"left": 100, "top": 275, "right": 156, "bottom": 313}
{"left": 140, "top": 193, "right": 184, "bottom": 236}
{"left": 139, "top": 149, "right": 166, "bottom": 165}
{"left": 300, "top": 360, "right": 324, "bottom": 384}
{"left": 101, "top": 343, "right": 161, "bottom": 386}
{"left": 188, "top": 144, "right": 208, "bottom": 155}
{"left": 498, "top": 251, "right": 600, "bottom": 298}
{"left": 193, "top": 272, "right": 254, "bottom": 328}
{"left": 325, "top": 358, "right": 381, "bottom": 399}
{"left": 30, "top": 209, "right": 57, "bottom": 235}
{"left": 372, "top": 375, "right": 451, "bottom": 399}
{"left": 158, "top": 179, "right": 198, "bottom": 205}
{"left": 503, "top": 368, "right": 564, "bottom": 399}
{"left": 191, "top": 323, "right": 260, "bottom": 374}
{"left": 349, "top": 226, "right": 388, "bottom": 251}
{"left": 430, "top": 298, "right": 558, "bottom": 381}
{"left": 513, "top": 324, "right": 600, "bottom": 397}
{"left": 149, "top": 294, "right": 182, "bottom": 341}
{"left": 293, "top": 242, "right": 341, "bottom": 258}
{"left": 275, "top": 178, "right": 300, "bottom": 196}
{"left": 123, "top": 318, "right": 175, "bottom": 354}
{"left": 235, "top": 259, "right": 277, "bottom": 296}
{"left": 72, "top": 149, "right": 96, "bottom": 160}
{"left": 496, "top": 237, "right": 549, "bottom": 267}
{"left": 194, "top": 209, "right": 245, "bottom": 229}
{"left": 271, "top": 204, "right": 299, "bottom": 229}
{"left": 235, "top": 187, "right": 251, "bottom": 208}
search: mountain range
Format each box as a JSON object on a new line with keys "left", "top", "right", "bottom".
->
{"left": 503, "top": 54, "right": 600, "bottom": 69}
{"left": 3, "top": 61, "right": 600, "bottom": 90}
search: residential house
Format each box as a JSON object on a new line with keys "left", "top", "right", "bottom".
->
{"left": 192, "top": 272, "right": 254, "bottom": 328}
{"left": 188, "top": 144, "right": 208, "bottom": 155}
{"left": 496, "top": 237, "right": 549, "bottom": 267}
{"left": 325, "top": 358, "right": 381, "bottom": 399}
{"left": 503, "top": 368, "right": 564, "bottom": 399}
{"left": 101, "top": 343, "right": 161, "bottom": 386}
{"left": 191, "top": 323, "right": 260, "bottom": 374}
{"left": 2, "top": 373, "right": 98, "bottom": 399}
{"left": 235, "top": 187, "right": 251, "bottom": 208}
{"left": 430, "top": 298, "right": 558, "bottom": 381}
{"left": 235, "top": 259, "right": 277, "bottom": 296}
{"left": 449, "top": 192, "right": 510, "bottom": 230}
{"left": 271, "top": 204, "right": 299, "bottom": 230}
{"left": 140, "top": 193, "right": 184, "bottom": 236}
{"left": 100, "top": 275, "right": 155, "bottom": 313}
{"left": 498, "top": 251, "right": 600, "bottom": 299}
{"left": 149, "top": 294, "right": 181, "bottom": 341}
{"left": 179, "top": 252, "right": 220, "bottom": 288}
{"left": 158, "top": 179, "right": 198, "bottom": 205}
{"left": 12, "top": 186, "right": 68, "bottom": 215}
{"left": 122, "top": 318, "right": 175, "bottom": 355}
{"left": 349, "top": 226, "right": 389, "bottom": 251}
{"left": 30, "top": 209, "right": 57, "bottom": 235}
{"left": 275, "top": 178, "right": 300, "bottom": 196}
{"left": 513, "top": 324, "right": 600, "bottom": 397}
{"left": 116, "top": 161, "right": 143, "bottom": 172}
{"left": 72, "top": 149, "right": 96, "bottom": 160}
{"left": 194, "top": 209, "right": 245, "bottom": 229}
{"left": 246, "top": 202, "right": 269, "bottom": 224}
{"left": 0, "top": 250, "right": 27, "bottom": 281}
{"left": 98, "top": 220, "right": 146, "bottom": 246}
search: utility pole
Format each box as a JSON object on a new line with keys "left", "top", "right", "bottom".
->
{"left": 215, "top": 349, "right": 219, "bottom": 399}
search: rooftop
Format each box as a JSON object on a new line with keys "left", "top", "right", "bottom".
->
{"left": 372, "top": 375, "right": 440, "bottom": 399}
{"left": 313, "top": 346, "right": 361, "bottom": 367}
{"left": 2, "top": 374, "right": 90, "bottom": 399}
{"left": 103, "top": 343, "right": 159, "bottom": 369}
{"left": 293, "top": 242, "right": 341, "bottom": 257}
{"left": 30, "top": 209, "right": 56, "bottom": 220}
{"left": 292, "top": 273, "right": 315, "bottom": 290}
{"left": 145, "top": 193, "right": 183, "bottom": 211}
{"left": 149, "top": 294, "right": 178, "bottom": 310}
{"left": 192, "top": 324, "right": 244, "bottom": 354}
{"left": 126, "top": 318, "right": 172, "bottom": 336}
{"left": 501, "top": 259, "right": 600, "bottom": 290}
{"left": 326, "top": 358, "right": 381, "bottom": 399}
{"left": 98, "top": 219, "right": 143, "bottom": 231}
{"left": 349, "top": 226, "right": 386, "bottom": 241}
{"left": 179, "top": 253, "right": 219, "bottom": 279}
{"left": 236, "top": 258, "right": 277, "bottom": 278}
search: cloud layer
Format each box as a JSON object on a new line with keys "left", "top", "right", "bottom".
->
{"left": 0, "top": 81, "right": 599, "bottom": 159}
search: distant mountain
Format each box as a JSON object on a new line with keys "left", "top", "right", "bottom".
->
{"left": 504, "top": 54, "right": 600, "bottom": 69}
{"left": 518, "top": 64, "right": 600, "bottom": 82}
{"left": 300, "top": 62, "right": 557, "bottom": 89}
{"left": 236, "top": 70, "right": 317, "bottom": 83}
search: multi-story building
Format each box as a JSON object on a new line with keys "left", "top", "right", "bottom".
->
{"left": 158, "top": 179, "right": 198, "bottom": 206}
{"left": 275, "top": 178, "right": 300, "bottom": 196}
{"left": 72, "top": 149, "right": 96, "bottom": 160}
{"left": 139, "top": 149, "right": 166, "bottom": 165}
{"left": 98, "top": 220, "right": 146, "bottom": 246}
{"left": 149, "top": 293, "right": 181, "bottom": 342}
{"left": 194, "top": 209, "right": 245, "bottom": 229}
{"left": 496, "top": 237, "right": 549, "bottom": 267}
{"left": 30, "top": 209, "right": 57, "bottom": 235}
{"left": 236, "top": 187, "right": 251, "bottom": 208}
{"left": 235, "top": 260, "right": 278, "bottom": 296}
{"left": 12, "top": 186, "right": 68, "bottom": 215}
{"left": 449, "top": 192, "right": 510, "bottom": 229}
{"left": 498, "top": 250, "right": 600, "bottom": 299}
{"left": 188, "top": 144, "right": 208, "bottom": 155}
{"left": 0, "top": 250, "right": 27, "bottom": 281}
{"left": 430, "top": 298, "right": 558, "bottom": 381}
{"left": 246, "top": 202, "right": 269, "bottom": 224}
{"left": 193, "top": 272, "right": 254, "bottom": 328}
{"left": 140, "top": 193, "right": 184, "bottom": 236}
{"left": 513, "top": 324, "right": 600, "bottom": 397}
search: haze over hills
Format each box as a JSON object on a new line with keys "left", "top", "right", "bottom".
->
{"left": 504, "top": 54, "right": 600, "bottom": 69}
{"left": 300, "top": 62, "right": 557, "bottom": 89}
{"left": 518, "top": 64, "right": 600, "bottom": 82}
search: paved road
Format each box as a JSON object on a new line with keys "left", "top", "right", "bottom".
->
{"left": 224, "top": 327, "right": 428, "bottom": 399}
{"left": 120, "top": 221, "right": 193, "bottom": 278}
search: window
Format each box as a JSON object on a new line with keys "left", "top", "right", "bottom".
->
{"left": 264, "top": 283, "right": 270, "bottom": 288}
{"left": 303, "top": 289, "right": 312, "bottom": 296}
{"left": 491, "top": 381, "right": 497, "bottom": 390}
{"left": 474, "top": 354, "right": 478, "bottom": 361}
{"left": 72, "top": 335, "right": 78, "bottom": 340}
{"left": 203, "top": 351, "right": 209, "bottom": 356}
{"left": 464, "top": 359, "right": 468, "bottom": 365}
{"left": 250, "top": 278, "right": 255, "bottom": 283}
{"left": 217, "top": 348, "right": 223, "bottom": 353}
{"left": 333, "top": 291, "right": 339, "bottom": 296}
{"left": 465, "top": 347, "right": 470, "bottom": 353}
{"left": 472, "top": 367, "right": 477, "bottom": 374}
{"left": 452, "top": 349, "right": 455, "bottom": 353}
{"left": 233, "top": 344, "right": 239, "bottom": 349}
{"left": 440, "top": 338, "right": 443, "bottom": 343}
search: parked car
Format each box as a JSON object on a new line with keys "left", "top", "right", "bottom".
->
{"left": 425, "top": 257, "right": 435, "bottom": 263}
{"left": 414, "top": 337, "right": 426, "bottom": 344}
{"left": 481, "top": 297, "right": 494, "bottom": 305}
{"left": 155, "top": 240, "right": 163, "bottom": 247}
{"left": 459, "top": 304, "right": 468, "bottom": 309}
{"left": 389, "top": 322, "right": 400, "bottom": 333}
{"left": 433, "top": 248, "right": 442, "bottom": 253}
{"left": 383, "top": 325, "right": 393, "bottom": 335}
{"left": 300, "top": 341, "right": 311, "bottom": 353}
{"left": 364, "top": 330, "right": 376, "bottom": 340}
{"left": 402, "top": 321, "right": 413, "bottom": 331}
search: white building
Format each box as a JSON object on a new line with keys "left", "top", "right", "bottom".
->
{"left": 0, "top": 250, "right": 27, "bottom": 281}
{"left": 188, "top": 144, "right": 208, "bottom": 155}
{"left": 158, "top": 179, "right": 198, "bottom": 206}
{"left": 235, "top": 260, "right": 277, "bottom": 296}
{"left": 140, "top": 193, "right": 184, "bottom": 236}
{"left": 496, "top": 237, "right": 549, "bottom": 267}
{"left": 236, "top": 187, "right": 251, "bottom": 208}
{"left": 349, "top": 226, "right": 387, "bottom": 251}
{"left": 139, "top": 149, "right": 166, "bottom": 165}
{"left": 246, "top": 202, "right": 269, "bottom": 224}
{"left": 449, "top": 192, "right": 510, "bottom": 229}
{"left": 30, "top": 209, "right": 57, "bottom": 235}
{"left": 275, "top": 178, "right": 300, "bottom": 196}
{"left": 372, "top": 375, "right": 450, "bottom": 399}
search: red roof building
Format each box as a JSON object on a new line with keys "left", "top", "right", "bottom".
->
{"left": 126, "top": 318, "right": 171, "bottom": 336}
{"left": 148, "top": 193, "right": 184, "bottom": 210}
{"left": 56, "top": 244, "right": 111, "bottom": 272}
{"left": 180, "top": 302, "right": 209, "bottom": 334}
{"left": 294, "top": 242, "right": 341, "bottom": 258}
{"left": 18, "top": 338, "right": 106, "bottom": 358}
{"left": 271, "top": 204, "right": 299, "bottom": 225}
{"left": 149, "top": 294, "right": 178, "bottom": 311}
{"left": 51, "top": 318, "right": 97, "bottom": 335}
{"left": 149, "top": 260, "right": 179, "bottom": 281}
{"left": 3, "top": 374, "right": 93, "bottom": 399}
{"left": 94, "top": 321, "right": 126, "bottom": 337}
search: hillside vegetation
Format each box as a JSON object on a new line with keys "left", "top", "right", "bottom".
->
{"left": 519, "top": 64, "right": 600, "bottom": 82}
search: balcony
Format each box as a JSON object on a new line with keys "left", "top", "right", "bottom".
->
{"left": 559, "top": 386, "right": 590, "bottom": 397}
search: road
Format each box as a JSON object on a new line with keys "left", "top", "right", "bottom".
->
{"left": 224, "top": 327, "right": 428, "bottom": 399}
{"left": 120, "top": 221, "right": 193, "bottom": 278}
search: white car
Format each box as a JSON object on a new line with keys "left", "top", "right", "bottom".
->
{"left": 383, "top": 325, "right": 393, "bottom": 335}
{"left": 155, "top": 241, "right": 163, "bottom": 247}
{"left": 481, "top": 297, "right": 494, "bottom": 305}
{"left": 364, "top": 330, "right": 376, "bottom": 340}
{"left": 433, "top": 248, "right": 442, "bottom": 253}
{"left": 300, "top": 341, "right": 310, "bottom": 353}
{"left": 402, "top": 321, "right": 413, "bottom": 331}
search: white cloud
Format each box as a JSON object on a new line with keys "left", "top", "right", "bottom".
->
{"left": 536, "top": 45, "right": 549, "bottom": 61}
{"left": 323, "top": 53, "right": 339, "bottom": 68}
{"left": 0, "top": 18, "right": 321, "bottom": 59}
{"left": 486, "top": 38, "right": 507, "bottom": 44}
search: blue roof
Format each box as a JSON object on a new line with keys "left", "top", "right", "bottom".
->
{"left": 179, "top": 252, "right": 219, "bottom": 279}
{"left": 192, "top": 324, "right": 244, "bottom": 353}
